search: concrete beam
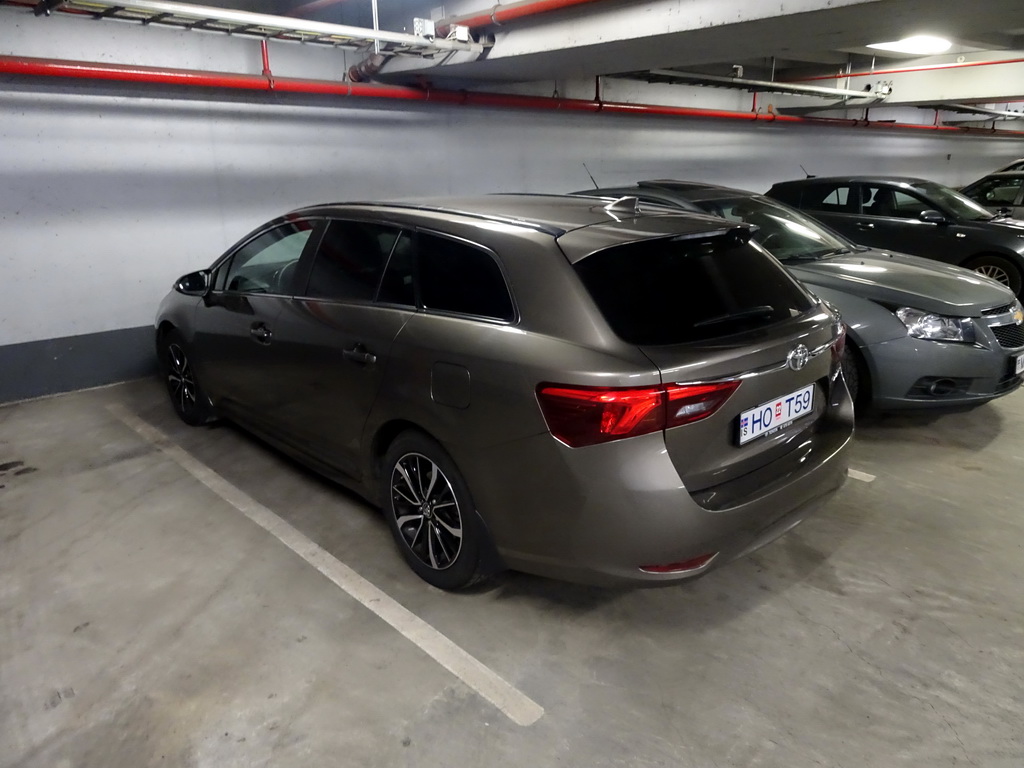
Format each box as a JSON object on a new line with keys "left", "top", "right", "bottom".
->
{"left": 377, "top": 0, "right": 1024, "bottom": 101}
{"left": 770, "top": 51, "right": 1024, "bottom": 112}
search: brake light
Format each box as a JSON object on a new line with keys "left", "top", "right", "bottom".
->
{"left": 536, "top": 380, "right": 740, "bottom": 448}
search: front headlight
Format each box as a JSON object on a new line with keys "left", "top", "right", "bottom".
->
{"left": 895, "top": 307, "right": 975, "bottom": 343}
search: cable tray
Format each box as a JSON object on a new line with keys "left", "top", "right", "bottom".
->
{"left": 8, "top": 0, "right": 482, "bottom": 56}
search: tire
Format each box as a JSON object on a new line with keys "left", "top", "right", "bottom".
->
{"left": 381, "top": 432, "right": 484, "bottom": 590}
{"left": 160, "top": 329, "right": 214, "bottom": 426}
{"left": 840, "top": 343, "right": 869, "bottom": 408}
{"left": 964, "top": 254, "right": 1023, "bottom": 297}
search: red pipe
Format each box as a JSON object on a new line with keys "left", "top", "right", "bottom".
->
{"left": 791, "top": 56, "right": 1024, "bottom": 82}
{"left": 2, "top": 54, "right": 1023, "bottom": 135}
{"left": 442, "top": 0, "right": 609, "bottom": 31}
{"left": 260, "top": 39, "right": 272, "bottom": 79}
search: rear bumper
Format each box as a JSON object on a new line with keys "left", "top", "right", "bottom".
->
{"left": 865, "top": 335, "right": 1023, "bottom": 410}
{"left": 461, "top": 382, "right": 854, "bottom": 586}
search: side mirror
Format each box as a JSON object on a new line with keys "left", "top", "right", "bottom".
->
{"left": 174, "top": 270, "right": 210, "bottom": 296}
{"left": 918, "top": 210, "right": 947, "bottom": 224}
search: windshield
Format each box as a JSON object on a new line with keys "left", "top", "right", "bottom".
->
{"left": 916, "top": 181, "right": 995, "bottom": 221}
{"left": 695, "top": 195, "right": 855, "bottom": 262}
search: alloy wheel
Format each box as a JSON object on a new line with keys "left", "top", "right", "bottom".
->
{"left": 166, "top": 343, "right": 197, "bottom": 415}
{"left": 390, "top": 452, "right": 463, "bottom": 571}
{"left": 974, "top": 263, "right": 1011, "bottom": 287}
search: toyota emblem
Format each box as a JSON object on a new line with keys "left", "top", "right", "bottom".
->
{"left": 787, "top": 344, "right": 810, "bottom": 371}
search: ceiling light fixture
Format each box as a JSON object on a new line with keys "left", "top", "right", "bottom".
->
{"left": 866, "top": 35, "right": 952, "bottom": 55}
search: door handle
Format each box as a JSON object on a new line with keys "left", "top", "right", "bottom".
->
{"left": 249, "top": 323, "right": 273, "bottom": 344}
{"left": 855, "top": 222, "right": 875, "bottom": 230}
{"left": 343, "top": 344, "right": 377, "bottom": 365}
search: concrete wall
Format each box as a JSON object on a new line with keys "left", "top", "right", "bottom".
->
{"left": 2, "top": 9, "right": 1023, "bottom": 401}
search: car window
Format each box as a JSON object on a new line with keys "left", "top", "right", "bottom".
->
{"left": 221, "top": 222, "right": 315, "bottom": 295}
{"left": 575, "top": 235, "right": 814, "bottom": 345}
{"left": 304, "top": 220, "right": 401, "bottom": 302}
{"left": 377, "top": 232, "right": 416, "bottom": 306}
{"left": 914, "top": 181, "right": 995, "bottom": 221}
{"left": 800, "top": 184, "right": 856, "bottom": 214}
{"left": 696, "top": 196, "right": 852, "bottom": 261}
{"left": 863, "top": 185, "right": 929, "bottom": 219}
{"left": 966, "top": 178, "right": 1024, "bottom": 205}
{"left": 417, "top": 234, "right": 515, "bottom": 322}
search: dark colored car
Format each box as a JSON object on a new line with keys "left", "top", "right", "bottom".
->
{"left": 993, "top": 158, "right": 1024, "bottom": 174}
{"left": 766, "top": 176, "right": 1024, "bottom": 297}
{"left": 156, "top": 195, "right": 852, "bottom": 589}
{"left": 572, "top": 181, "right": 1024, "bottom": 410}
{"left": 961, "top": 172, "right": 1024, "bottom": 219}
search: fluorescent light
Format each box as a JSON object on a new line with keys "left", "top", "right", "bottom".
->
{"left": 866, "top": 35, "right": 952, "bottom": 55}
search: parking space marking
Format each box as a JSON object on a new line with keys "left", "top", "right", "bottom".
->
{"left": 108, "top": 404, "right": 545, "bottom": 727}
{"left": 848, "top": 468, "right": 876, "bottom": 482}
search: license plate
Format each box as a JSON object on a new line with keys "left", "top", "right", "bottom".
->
{"left": 1015, "top": 355, "right": 1024, "bottom": 375}
{"left": 738, "top": 383, "right": 815, "bottom": 445}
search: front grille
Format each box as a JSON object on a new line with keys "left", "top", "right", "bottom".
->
{"left": 983, "top": 303, "right": 1016, "bottom": 316}
{"left": 992, "top": 323, "right": 1024, "bottom": 349}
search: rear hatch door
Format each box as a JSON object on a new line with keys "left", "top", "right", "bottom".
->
{"left": 567, "top": 218, "right": 839, "bottom": 494}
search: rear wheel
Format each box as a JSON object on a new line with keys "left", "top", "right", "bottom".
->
{"left": 964, "top": 254, "right": 1023, "bottom": 297}
{"left": 160, "top": 329, "right": 214, "bottom": 426}
{"left": 381, "top": 432, "right": 484, "bottom": 590}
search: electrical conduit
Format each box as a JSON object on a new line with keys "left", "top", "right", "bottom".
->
{"left": 2, "top": 54, "right": 1022, "bottom": 135}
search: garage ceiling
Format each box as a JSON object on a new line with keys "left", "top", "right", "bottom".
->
{"left": 7, "top": 0, "right": 1024, "bottom": 120}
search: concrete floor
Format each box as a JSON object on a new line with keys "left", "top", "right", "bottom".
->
{"left": 1, "top": 378, "right": 1022, "bottom": 768}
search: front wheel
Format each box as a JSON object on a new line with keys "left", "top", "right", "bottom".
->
{"left": 160, "top": 329, "right": 214, "bottom": 426}
{"left": 841, "top": 343, "right": 869, "bottom": 409}
{"left": 381, "top": 432, "right": 484, "bottom": 590}
{"left": 964, "top": 254, "right": 1023, "bottom": 297}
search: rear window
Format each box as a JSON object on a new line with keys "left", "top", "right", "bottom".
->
{"left": 574, "top": 236, "right": 814, "bottom": 345}
{"left": 801, "top": 184, "right": 857, "bottom": 213}
{"left": 417, "top": 233, "right": 515, "bottom": 321}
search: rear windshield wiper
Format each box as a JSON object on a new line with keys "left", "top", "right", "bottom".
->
{"left": 694, "top": 305, "right": 775, "bottom": 328}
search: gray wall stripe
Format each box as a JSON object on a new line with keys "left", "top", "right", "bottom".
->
{"left": 0, "top": 326, "right": 156, "bottom": 403}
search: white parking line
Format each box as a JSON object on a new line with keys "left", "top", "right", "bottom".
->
{"left": 107, "top": 404, "right": 545, "bottom": 728}
{"left": 848, "top": 468, "right": 876, "bottom": 482}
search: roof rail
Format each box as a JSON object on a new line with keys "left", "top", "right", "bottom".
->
{"left": 299, "top": 201, "right": 568, "bottom": 238}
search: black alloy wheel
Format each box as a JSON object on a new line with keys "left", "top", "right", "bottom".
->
{"left": 162, "top": 330, "right": 213, "bottom": 426}
{"left": 382, "top": 432, "right": 483, "bottom": 590}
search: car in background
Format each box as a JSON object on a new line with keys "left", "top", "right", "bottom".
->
{"left": 961, "top": 172, "right": 1024, "bottom": 219}
{"left": 156, "top": 194, "right": 852, "bottom": 589}
{"left": 993, "top": 158, "right": 1024, "bottom": 174}
{"left": 765, "top": 176, "right": 1024, "bottom": 297}
{"left": 572, "top": 180, "right": 1024, "bottom": 410}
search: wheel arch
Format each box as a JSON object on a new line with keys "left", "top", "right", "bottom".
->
{"left": 156, "top": 320, "right": 176, "bottom": 347}
{"left": 370, "top": 419, "right": 431, "bottom": 484}
{"left": 961, "top": 250, "right": 1024, "bottom": 294}
{"left": 370, "top": 419, "right": 505, "bottom": 578}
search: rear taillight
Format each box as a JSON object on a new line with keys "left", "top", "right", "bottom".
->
{"left": 536, "top": 380, "right": 740, "bottom": 448}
